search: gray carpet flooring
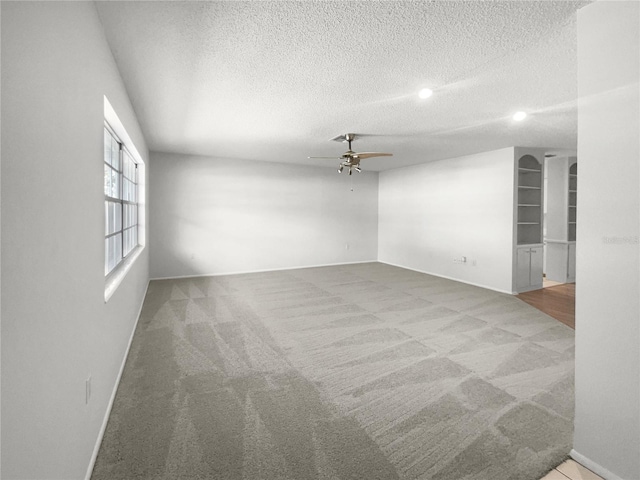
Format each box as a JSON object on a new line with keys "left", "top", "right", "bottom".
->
{"left": 92, "top": 262, "right": 574, "bottom": 480}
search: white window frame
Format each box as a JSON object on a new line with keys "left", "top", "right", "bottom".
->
{"left": 104, "top": 96, "right": 146, "bottom": 302}
{"left": 104, "top": 122, "right": 139, "bottom": 276}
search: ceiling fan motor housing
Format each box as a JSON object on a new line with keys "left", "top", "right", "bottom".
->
{"left": 310, "top": 133, "right": 392, "bottom": 174}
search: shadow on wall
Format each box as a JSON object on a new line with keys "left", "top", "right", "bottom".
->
{"left": 150, "top": 155, "right": 379, "bottom": 279}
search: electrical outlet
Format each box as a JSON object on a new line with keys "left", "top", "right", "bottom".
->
{"left": 86, "top": 375, "right": 92, "bottom": 404}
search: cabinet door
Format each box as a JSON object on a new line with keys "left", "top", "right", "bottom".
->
{"left": 516, "top": 248, "right": 531, "bottom": 289}
{"left": 568, "top": 243, "right": 576, "bottom": 281}
{"left": 545, "top": 242, "right": 568, "bottom": 283}
{"left": 529, "top": 247, "right": 543, "bottom": 286}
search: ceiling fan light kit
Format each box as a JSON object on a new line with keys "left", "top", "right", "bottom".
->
{"left": 309, "top": 133, "right": 393, "bottom": 174}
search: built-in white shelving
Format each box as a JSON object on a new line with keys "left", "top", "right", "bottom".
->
{"left": 517, "top": 155, "right": 543, "bottom": 245}
{"left": 568, "top": 164, "right": 577, "bottom": 241}
{"left": 513, "top": 152, "right": 544, "bottom": 293}
{"left": 545, "top": 157, "right": 577, "bottom": 284}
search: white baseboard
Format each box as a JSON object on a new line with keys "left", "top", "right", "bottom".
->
{"left": 378, "top": 260, "right": 514, "bottom": 295}
{"left": 149, "top": 259, "right": 378, "bottom": 281}
{"left": 570, "top": 449, "right": 625, "bottom": 480}
{"left": 84, "top": 279, "right": 150, "bottom": 480}
{"left": 516, "top": 283, "right": 543, "bottom": 294}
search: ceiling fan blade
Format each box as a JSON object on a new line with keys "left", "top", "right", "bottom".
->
{"left": 352, "top": 152, "right": 393, "bottom": 159}
{"left": 330, "top": 133, "right": 380, "bottom": 143}
{"left": 308, "top": 156, "right": 342, "bottom": 159}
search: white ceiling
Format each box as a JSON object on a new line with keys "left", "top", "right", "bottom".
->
{"left": 96, "top": 0, "right": 590, "bottom": 171}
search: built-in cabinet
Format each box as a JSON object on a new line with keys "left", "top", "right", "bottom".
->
{"left": 545, "top": 157, "right": 577, "bottom": 283}
{"left": 514, "top": 151, "right": 544, "bottom": 292}
{"left": 516, "top": 245, "right": 543, "bottom": 290}
{"left": 568, "top": 242, "right": 576, "bottom": 280}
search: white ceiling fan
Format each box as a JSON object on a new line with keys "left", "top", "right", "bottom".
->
{"left": 309, "top": 133, "right": 393, "bottom": 174}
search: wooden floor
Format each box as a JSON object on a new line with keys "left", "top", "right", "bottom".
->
{"left": 517, "top": 283, "right": 575, "bottom": 329}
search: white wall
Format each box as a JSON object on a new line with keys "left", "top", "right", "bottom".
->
{"left": 378, "top": 147, "right": 516, "bottom": 293}
{"left": 574, "top": 2, "right": 640, "bottom": 479}
{"left": 1, "top": 3, "right": 149, "bottom": 479}
{"left": 150, "top": 152, "right": 378, "bottom": 278}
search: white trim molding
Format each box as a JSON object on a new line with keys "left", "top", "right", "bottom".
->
{"left": 104, "top": 245, "right": 145, "bottom": 302}
{"left": 86, "top": 279, "right": 150, "bottom": 480}
{"left": 150, "top": 260, "right": 378, "bottom": 281}
{"left": 379, "top": 260, "right": 515, "bottom": 295}
{"left": 570, "top": 449, "right": 625, "bottom": 480}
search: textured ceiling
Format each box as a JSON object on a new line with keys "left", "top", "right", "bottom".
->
{"left": 96, "top": 0, "right": 590, "bottom": 171}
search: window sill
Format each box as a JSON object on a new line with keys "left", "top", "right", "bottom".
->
{"left": 104, "top": 245, "right": 145, "bottom": 302}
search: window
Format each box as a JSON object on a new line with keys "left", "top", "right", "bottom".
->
{"left": 104, "top": 124, "right": 139, "bottom": 276}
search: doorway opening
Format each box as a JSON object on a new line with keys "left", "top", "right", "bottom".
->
{"left": 518, "top": 154, "right": 576, "bottom": 329}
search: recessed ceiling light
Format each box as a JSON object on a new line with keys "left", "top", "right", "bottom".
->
{"left": 513, "top": 111, "right": 527, "bottom": 121}
{"left": 418, "top": 88, "right": 433, "bottom": 99}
